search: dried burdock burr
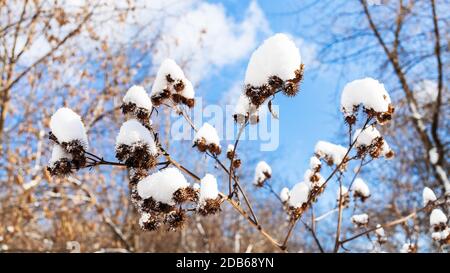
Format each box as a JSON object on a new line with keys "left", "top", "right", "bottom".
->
{"left": 139, "top": 212, "right": 161, "bottom": 231}
{"left": 115, "top": 119, "right": 158, "bottom": 169}
{"left": 165, "top": 209, "right": 187, "bottom": 230}
{"left": 172, "top": 187, "right": 198, "bottom": 204}
{"left": 197, "top": 197, "right": 222, "bottom": 216}
{"left": 282, "top": 64, "right": 304, "bottom": 97}
{"left": 193, "top": 123, "right": 221, "bottom": 156}
{"left": 150, "top": 59, "right": 196, "bottom": 108}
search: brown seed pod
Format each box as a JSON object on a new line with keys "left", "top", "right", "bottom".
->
{"left": 376, "top": 104, "right": 395, "bottom": 125}
{"left": 183, "top": 98, "right": 195, "bottom": 108}
{"left": 165, "top": 209, "right": 187, "bottom": 231}
{"left": 115, "top": 142, "right": 157, "bottom": 169}
{"left": 172, "top": 187, "right": 198, "bottom": 203}
{"left": 289, "top": 203, "right": 308, "bottom": 221}
{"left": 47, "top": 158, "right": 73, "bottom": 177}
{"left": 151, "top": 89, "right": 171, "bottom": 106}
{"left": 173, "top": 80, "right": 185, "bottom": 92}
{"left": 194, "top": 138, "right": 221, "bottom": 155}
{"left": 60, "top": 140, "right": 87, "bottom": 169}
{"left": 197, "top": 197, "right": 222, "bottom": 216}
{"left": 232, "top": 158, "right": 241, "bottom": 169}
{"left": 345, "top": 115, "right": 356, "bottom": 126}
{"left": 139, "top": 213, "right": 161, "bottom": 231}
{"left": 283, "top": 64, "right": 304, "bottom": 97}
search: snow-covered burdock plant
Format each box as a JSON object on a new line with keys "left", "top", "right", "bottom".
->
{"left": 422, "top": 187, "right": 437, "bottom": 207}
{"left": 233, "top": 94, "right": 259, "bottom": 124}
{"left": 45, "top": 32, "right": 446, "bottom": 253}
{"left": 340, "top": 77, "right": 394, "bottom": 125}
{"left": 336, "top": 185, "right": 350, "bottom": 208}
{"left": 288, "top": 182, "right": 310, "bottom": 218}
{"left": 115, "top": 119, "right": 158, "bottom": 169}
{"left": 351, "top": 213, "right": 369, "bottom": 228}
{"left": 232, "top": 33, "right": 304, "bottom": 125}
{"left": 226, "top": 144, "right": 241, "bottom": 169}
{"left": 430, "top": 209, "right": 447, "bottom": 228}
{"left": 47, "top": 145, "right": 73, "bottom": 176}
{"left": 353, "top": 125, "right": 394, "bottom": 159}
{"left": 137, "top": 167, "right": 191, "bottom": 206}
{"left": 253, "top": 161, "right": 272, "bottom": 187}
{"left": 314, "top": 141, "right": 348, "bottom": 170}
{"left": 197, "top": 174, "right": 221, "bottom": 216}
{"left": 193, "top": 123, "right": 221, "bottom": 155}
{"left": 280, "top": 187, "right": 290, "bottom": 203}
{"left": 351, "top": 178, "right": 371, "bottom": 202}
{"left": 136, "top": 167, "right": 196, "bottom": 230}
{"left": 48, "top": 107, "right": 89, "bottom": 175}
{"left": 121, "top": 85, "right": 153, "bottom": 126}
{"left": 429, "top": 209, "right": 449, "bottom": 245}
{"left": 150, "top": 58, "right": 195, "bottom": 108}
{"left": 375, "top": 225, "right": 387, "bottom": 245}
{"left": 244, "top": 33, "right": 303, "bottom": 107}
{"left": 401, "top": 242, "right": 417, "bottom": 253}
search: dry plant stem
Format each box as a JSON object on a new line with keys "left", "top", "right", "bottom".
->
{"left": 164, "top": 152, "right": 284, "bottom": 250}
{"left": 340, "top": 198, "right": 447, "bottom": 246}
{"left": 150, "top": 113, "right": 282, "bottom": 248}
{"left": 348, "top": 156, "right": 365, "bottom": 190}
{"left": 228, "top": 121, "right": 248, "bottom": 197}
{"left": 178, "top": 107, "right": 259, "bottom": 224}
{"left": 209, "top": 151, "right": 260, "bottom": 224}
{"left": 430, "top": 0, "right": 444, "bottom": 167}
{"left": 48, "top": 138, "right": 127, "bottom": 168}
{"left": 263, "top": 183, "right": 283, "bottom": 203}
{"left": 222, "top": 193, "right": 284, "bottom": 250}
{"left": 263, "top": 182, "right": 325, "bottom": 252}
{"left": 301, "top": 219, "right": 324, "bottom": 253}
{"left": 281, "top": 117, "right": 373, "bottom": 249}
{"left": 334, "top": 175, "right": 344, "bottom": 253}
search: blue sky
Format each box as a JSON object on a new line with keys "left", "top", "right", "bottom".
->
{"left": 197, "top": 0, "right": 346, "bottom": 185}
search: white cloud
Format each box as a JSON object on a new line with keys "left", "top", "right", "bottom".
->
{"left": 151, "top": 0, "right": 270, "bottom": 84}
